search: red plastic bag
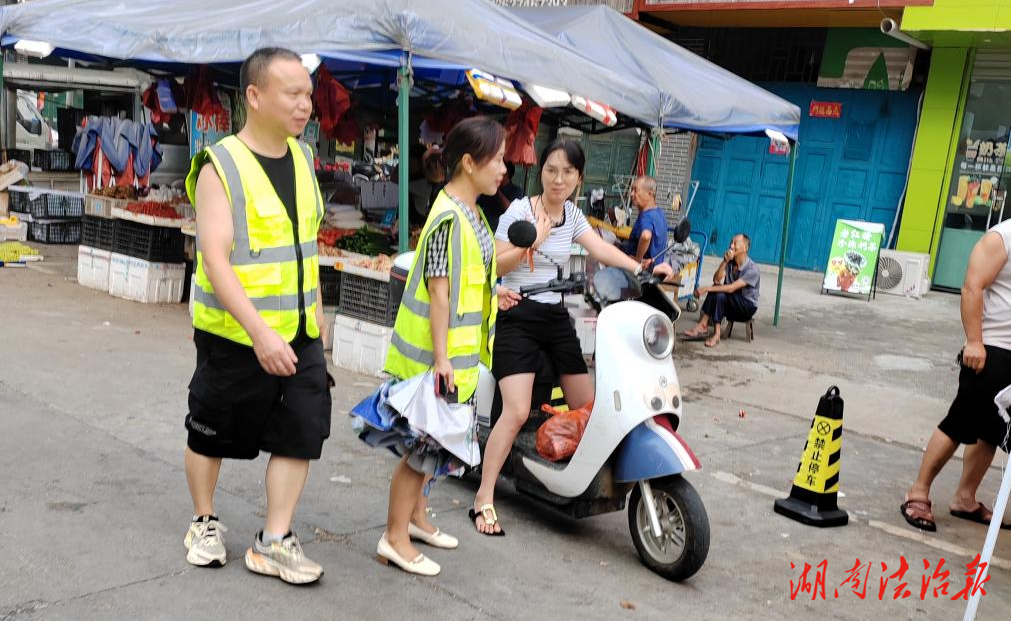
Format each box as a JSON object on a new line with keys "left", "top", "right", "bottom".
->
{"left": 536, "top": 401, "right": 592, "bottom": 462}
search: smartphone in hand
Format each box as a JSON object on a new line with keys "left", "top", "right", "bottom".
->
{"left": 434, "top": 374, "right": 458, "bottom": 403}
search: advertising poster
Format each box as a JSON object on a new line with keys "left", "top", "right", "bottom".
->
{"left": 950, "top": 137, "right": 1008, "bottom": 212}
{"left": 823, "top": 219, "right": 885, "bottom": 297}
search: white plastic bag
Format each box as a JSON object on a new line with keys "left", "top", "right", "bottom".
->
{"left": 385, "top": 371, "right": 480, "bottom": 467}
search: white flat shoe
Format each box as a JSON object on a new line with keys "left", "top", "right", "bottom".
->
{"left": 376, "top": 534, "right": 440, "bottom": 576}
{"left": 408, "top": 522, "right": 459, "bottom": 549}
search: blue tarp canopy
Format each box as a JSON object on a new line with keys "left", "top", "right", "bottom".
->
{"left": 511, "top": 5, "right": 800, "bottom": 138}
{"left": 0, "top": 0, "right": 662, "bottom": 126}
{"left": 1, "top": 0, "right": 799, "bottom": 137}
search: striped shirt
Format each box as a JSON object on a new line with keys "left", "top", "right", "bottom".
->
{"left": 496, "top": 196, "right": 590, "bottom": 304}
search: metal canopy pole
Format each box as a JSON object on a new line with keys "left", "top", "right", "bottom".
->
{"left": 397, "top": 57, "right": 412, "bottom": 253}
{"left": 646, "top": 131, "right": 660, "bottom": 177}
{"left": 773, "top": 143, "right": 797, "bottom": 328}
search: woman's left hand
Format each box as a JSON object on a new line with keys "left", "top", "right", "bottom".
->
{"left": 497, "top": 285, "right": 522, "bottom": 311}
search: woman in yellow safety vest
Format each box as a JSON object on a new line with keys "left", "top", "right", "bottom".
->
{"left": 356, "top": 117, "right": 511, "bottom": 576}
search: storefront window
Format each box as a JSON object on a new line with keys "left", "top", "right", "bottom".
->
{"left": 933, "top": 72, "right": 1011, "bottom": 290}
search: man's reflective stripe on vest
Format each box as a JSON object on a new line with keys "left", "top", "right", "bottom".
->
{"left": 395, "top": 210, "right": 484, "bottom": 330}
{"left": 194, "top": 287, "right": 318, "bottom": 312}
{"left": 196, "top": 141, "right": 320, "bottom": 312}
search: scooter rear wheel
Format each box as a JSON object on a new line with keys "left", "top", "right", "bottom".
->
{"left": 628, "top": 475, "right": 709, "bottom": 582}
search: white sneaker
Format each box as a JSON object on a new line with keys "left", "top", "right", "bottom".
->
{"left": 183, "top": 517, "right": 227, "bottom": 567}
{"left": 245, "top": 531, "right": 323, "bottom": 585}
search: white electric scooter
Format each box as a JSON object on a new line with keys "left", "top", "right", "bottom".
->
{"left": 470, "top": 221, "right": 709, "bottom": 582}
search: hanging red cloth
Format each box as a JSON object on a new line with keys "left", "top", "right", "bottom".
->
{"left": 635, "top": 137, "right": 649, "bottom": 177}
{"left": 142, "top": 85, "right": 168, "bottom": 125}
{"left": 424, "top": 96, "right": 475, "bottom": 136}
{"left": 333, "top": 110, "right": 360, "bottom": 146}
{"left": 504, "top": 100, "right": 542, "bottom": 167}
{"left": 185, "top": 66, "right": 226, "bottom": 118}
{"left": 143, "top": 79, "right": 184, "bottom": 125}
{"left": 312, "top": 65, "right": 352, "bottom": 140}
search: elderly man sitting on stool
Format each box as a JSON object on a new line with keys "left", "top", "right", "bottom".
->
{"left": 683, "top": 233, "right": 760, "bottom": 348}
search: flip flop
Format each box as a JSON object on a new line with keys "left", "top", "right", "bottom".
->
{"left": 901, "top": 499, "right": 937, "bottom": 532}
{"left": 950, "top": 503, "right": 1011, "bottom": 530}
{"left": 469, "top": 504, "right": 505, "bottom": 537}
{"left": 680, "top": 332, "right": 709, "bottom": 342}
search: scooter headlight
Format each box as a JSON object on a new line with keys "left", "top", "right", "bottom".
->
{"left": 643, "top": 314, "right": 673, "bottom": 359}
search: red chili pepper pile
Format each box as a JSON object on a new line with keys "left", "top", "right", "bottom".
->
{"left": 125, "top": 201, "right": 181, "bottom": 219}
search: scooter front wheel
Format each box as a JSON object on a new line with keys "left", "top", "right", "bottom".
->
{"left": 628, "top": 475, "right": 709, "bottom": 582}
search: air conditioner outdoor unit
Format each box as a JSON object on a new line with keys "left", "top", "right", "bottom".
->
{"left": 877, "top": 250, "right": 930, "bottom": 298}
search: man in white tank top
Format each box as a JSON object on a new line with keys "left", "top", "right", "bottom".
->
{"left": 902, "top": 218, "right": 1011, "bottom": 532}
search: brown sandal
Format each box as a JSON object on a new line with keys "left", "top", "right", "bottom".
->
{"left": 950, "top": 503, "right": 1012, "bottom": 530}
{"left": 901, "top": 499, "right": 936, "bottom": 532}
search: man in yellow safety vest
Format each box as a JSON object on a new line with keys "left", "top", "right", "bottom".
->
{"left": 182, "top": 47, "right": 330, "bottom": 585}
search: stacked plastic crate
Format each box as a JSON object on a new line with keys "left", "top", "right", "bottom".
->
{"left": 327, "top": 253, "right": 410, "bottom": 377}
{"left": 107, "top": 209, "right": 187, "bottom": 303}
{"left": 8, "top": 186, "right": 85, "bottom": 245}
{"left": 77, "top": 195, "right": 121, "bottom": 291}
{"left": 76, "top": 193, "right": 188, "bottom": 302}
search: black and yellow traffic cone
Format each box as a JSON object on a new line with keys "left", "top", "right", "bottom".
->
{"left": 549, "top": 386, "right": 569, "bottom": 411}
{"left": 774, "top": 386, "right": 848, "bottom": 527}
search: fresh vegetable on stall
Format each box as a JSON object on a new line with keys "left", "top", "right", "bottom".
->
{"left": 332, "top": 228, "right": 390, "bottom": 255}
{"left": 0, "top": 241, "right": 39, "bottom": 262}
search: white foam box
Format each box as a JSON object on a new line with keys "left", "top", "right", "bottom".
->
{"left": 109, "top": 252, "right": 186, "bottom": 303}
{"left": 77, "top": 245, "right": 112, "bottom": 291}
{"left": 321, "top": 307, "right": 337, "bottom": 352}
{"left": 332, "top": 313, "right": 392, "bottom": 377}
{"left": 1, "top": 221, "right": 28, "bottom": 241}
{"left": 568, "top": 307, "right": 597, "bottom": 356}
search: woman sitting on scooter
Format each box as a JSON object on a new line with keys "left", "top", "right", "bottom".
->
{"left": 471, "top": 139, "right": 672, "bottom": 535}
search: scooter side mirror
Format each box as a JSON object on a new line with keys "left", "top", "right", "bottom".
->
{"left": 508, "top": 220, "right": 537, "bottom": 248}
{"left": 672, "top": 219, "right": 691, "bottom": 244}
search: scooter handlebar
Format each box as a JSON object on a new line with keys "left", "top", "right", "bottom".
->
{"left": 519, "top": 273, "right": 586, "bottom": 298}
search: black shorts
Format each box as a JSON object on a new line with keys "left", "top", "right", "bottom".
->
{"left": 937, "top": 346, "right": 1010, "bottom": 452}
{"left": 492, "top": 298, "right": 588, "bottom": 380}
{"left": 186, "top": 333, "right": 332, "bottom": 460}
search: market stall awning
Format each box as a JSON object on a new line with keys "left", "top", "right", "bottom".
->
{"left": 511, "top": 5, "right": 801, "bottom": 138}
{"left": 0, "top": 0, "right": 664, "bottom": 128}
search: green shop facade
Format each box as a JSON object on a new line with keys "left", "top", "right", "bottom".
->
{"left": 896, "top": 0, "right": 1011, "bottom": 290}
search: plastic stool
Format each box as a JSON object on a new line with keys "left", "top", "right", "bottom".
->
{"left": 725, "top": 319, "right": 754, "bottom": 343}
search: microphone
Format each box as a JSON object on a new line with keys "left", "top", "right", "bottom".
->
{"left": 507, "top": 220, "right": 537, "bottom": 248}
{"left": 508, "top": 219, "right": 566, "bottom": 280}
